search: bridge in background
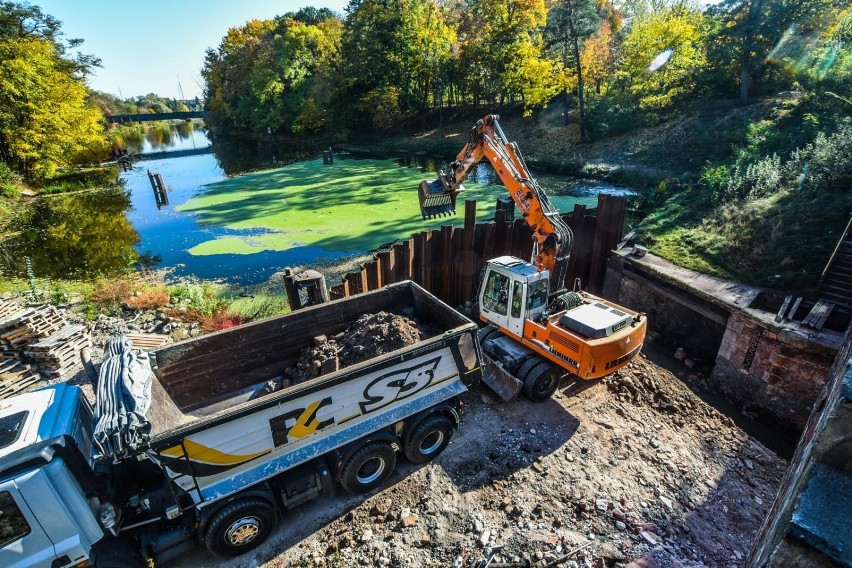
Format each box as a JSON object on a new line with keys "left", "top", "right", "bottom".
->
{"left": 106, "top": 110, "right": 206, "bottom": 124}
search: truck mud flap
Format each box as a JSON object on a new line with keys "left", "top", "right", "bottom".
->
{"left": 481, "top": 354, "right": 522, "bottom": 402}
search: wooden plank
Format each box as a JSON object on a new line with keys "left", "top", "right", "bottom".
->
{"left": 412, "top": 232, "right": 425, "bottom": 286}
{"left": 566, "top": 205, "right": 585, "bottom": 285}
{"left": 402, "top": 238, "right": 415, "bottom": 281}
{"left": 587, "top": 194, "right": 611, "bottom": 294}
{"left": 814, "top": 301, "right": 835, "bottom": 330}
{"left": 788, "top": 297, "right": 803, "bottom": 321}
{"left": 441, "top": 225, "right": 454, "bottom": 304}
{"left": 379, "top": 250, "right": 393, "bottom": 289}
{"left": 421, "top": 230, "right": 433, "bottom": 292}
{"left": 775, "top": 295, "right": 793, "bottom": 322}
{"left": 392, "top": 243, "right": 405, "bottom": 283}
{"left": 364, "top": 260, "right": 380, "bottom": 291}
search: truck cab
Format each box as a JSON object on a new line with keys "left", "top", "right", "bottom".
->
{"left": 0, "top": 383, "right": 104, "bottom": 568}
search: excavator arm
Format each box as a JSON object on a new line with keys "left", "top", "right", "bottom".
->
{"left": 419, "top": 115, "right": 573, "bottom": 292}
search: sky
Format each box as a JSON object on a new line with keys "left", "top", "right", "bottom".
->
{"left": 36, "top": 0, "right": 349, "bottom": 100}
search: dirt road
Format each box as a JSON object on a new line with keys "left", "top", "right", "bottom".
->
{"left": 171, "top": 344, "right": 786, "bottom": 568}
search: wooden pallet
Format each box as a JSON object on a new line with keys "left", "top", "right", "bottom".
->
{"left": 125, "top": 332, "right": 170, "bottom": 350}
{"left": 0, "top": 305, "right": 66, "bottom": 351}
{"left": 0, "top": 299, "right": 23, "bottom": 320}
{"left": 0, "top": 359, "right": 41, "bottom": 400}
{"left": 24, "top": 324, "right": 90, "bottom": 378}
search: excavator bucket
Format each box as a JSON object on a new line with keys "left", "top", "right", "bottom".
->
{"left": 418, "top": 179, "right": 462, "bottom": 220}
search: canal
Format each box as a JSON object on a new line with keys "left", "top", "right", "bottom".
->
{"left": 0, "top": 123, "right": 635, "bottom": 285}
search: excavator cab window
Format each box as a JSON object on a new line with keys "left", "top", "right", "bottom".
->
{"left": 511, "top": 280, "right": 524, "bottom": 318}
{"left": 483, "top": 271, "right": 509, "bottom": 315}
{"left": 527, "top": 280, "right": 548, "bottom": 311}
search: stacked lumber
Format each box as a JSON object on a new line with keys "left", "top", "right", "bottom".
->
{"left": 0, "top": 359, "right": 41, "bottom": 400}
{"left": 0, "top": 299, "right": 22, "bottom": 320}
{"left": 0, "top": 305, "right": 66, "bottom": 358}
{"left": 24, "top": 324, "right": 91, "bottom": 379}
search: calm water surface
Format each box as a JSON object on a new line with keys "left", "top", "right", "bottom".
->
{"left": 1, "top": 125, "right": 634, "bottom": 285}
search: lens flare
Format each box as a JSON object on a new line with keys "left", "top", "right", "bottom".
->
{"left": 646, "top": 49, "right": 673, "bottom": 74}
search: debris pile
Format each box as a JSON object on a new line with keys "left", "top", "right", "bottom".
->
{"left": 0, "top": 359, "right": 40, "bottom": 400}
{"left": 258, "top": 311, "right": 434, "bottom": 396}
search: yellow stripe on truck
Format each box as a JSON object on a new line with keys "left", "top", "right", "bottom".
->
{"left": 162, "top": 438, "right": 270, "bottom": 466}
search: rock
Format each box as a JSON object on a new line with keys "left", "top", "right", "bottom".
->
{"left": 420, "top": 534, "right": 432, "bottom": 546}
{"left": 639, "top": 531, "right": 658, "bottom": 546}
{"left": 313, "top": 334, "right": 328, "bottom": 347}
{"left": 534, "top": 551, "right": 544, "bottom": 561}
{"left": 339, "top": 533, "right": 353, "bottom": 549}
{"left": 615, "top": 520, "right": 627, "bottom": 531}
{"left": 377, "top": 557, "right": 390, "bottom": 567}
{"left": 649, "top": 438, "right": 661, "bottom": 449}
{"left": 479, "top": 530, "right": 491, "bottom": 547}
{"left": 400, "top": 507, "right": 411, "bottom": 519}
{"left": 371, "top": 501, "right": 390, "bottom": 516}
{"left": 684, "top": 358, "right": 694, "bottom": 368}
{"left": 401, "top": 514, "right": 418, "bottom": 528}
{"left": 673, "top": 347, "right": 686, "bottom": 361}
{"left": 473, "top": 519, "right": 484, "bottom": 533}
{"left": 360, "top": 529, "right": 373, "bottom": 543}
{"left": 659, "top": 496, "right": 673, "bottom": 511}
{"left": 595, "top": 499, "right": 608, "bottom": 512}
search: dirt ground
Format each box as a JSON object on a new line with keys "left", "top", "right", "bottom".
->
{"left": 171, "top": 339, "right": 787, "bottom": 568}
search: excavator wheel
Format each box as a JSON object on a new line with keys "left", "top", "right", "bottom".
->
{"left": 522, "top": 361, "right": 561, "bottom": 402}
{"left": 477, "top": 325, "right": 503, "bottom": 346}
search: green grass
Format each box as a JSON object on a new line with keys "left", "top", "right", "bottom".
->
{"left": 178, "top": 157, "right": 581, "bottom": 256}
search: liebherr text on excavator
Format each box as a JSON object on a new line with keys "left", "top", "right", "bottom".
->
{"left": 419, "top": 114, "right": 647, "bottom": 401}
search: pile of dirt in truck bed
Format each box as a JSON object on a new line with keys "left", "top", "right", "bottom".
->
{"left": 175, "top": 342, "right": 788, "bottom": 568}
{"left": 280, "top": 311, "right": 434, "bottom": 386}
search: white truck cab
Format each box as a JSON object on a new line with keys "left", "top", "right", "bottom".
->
{"left": 0, "top": 383, "right": 104, "bottom": 568}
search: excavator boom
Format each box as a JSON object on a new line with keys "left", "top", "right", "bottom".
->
{"left": 419, "top": 115, "right": 572, "bottom": 292}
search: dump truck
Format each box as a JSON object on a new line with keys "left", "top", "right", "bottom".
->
{"left": 0, "top": 281, "right": 481, "bottom": 567}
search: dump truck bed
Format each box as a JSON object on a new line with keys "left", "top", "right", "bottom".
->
{"left": 142, "top": 281, "right": 481, "bottom": 504}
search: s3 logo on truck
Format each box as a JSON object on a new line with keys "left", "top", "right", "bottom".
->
{"left": 359, "top": 356, "right": 441, "bottom": 414}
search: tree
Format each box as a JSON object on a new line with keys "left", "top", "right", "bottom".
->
{"left": 0, "top": 37, "right": 107, "bottom": 180}
{"left": 619, "top": 6, "right": 708, "bottom": 111}
{"left": 545, "top": 0, "right": 600, "bottom": 137}
{"left": 457, "top": 0, "right": 553, "bottom": 110}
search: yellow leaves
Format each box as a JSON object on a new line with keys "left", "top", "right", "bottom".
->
{"left": 0, "top": 37, "right": 108, "bottom": 180}
{"left": 620, "top": 7, "right": 708, "bottom": 110}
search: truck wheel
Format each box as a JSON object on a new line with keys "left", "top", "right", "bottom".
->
{"left": 340, "top": 441, "right": 397, "bottom": 494}
{"left": 203, "top": 498, "right": 277, "bottom": 557}
{"left": 523, "top": 362, "right": 561, "bottom": 402}
{"left": 405, "top": 415, "right": 454, "bottom": 464}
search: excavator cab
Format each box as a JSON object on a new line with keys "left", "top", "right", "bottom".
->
{"left": 418, "top": 176, "right": 463, "bottom": 220}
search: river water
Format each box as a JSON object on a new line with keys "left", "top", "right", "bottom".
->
{"left": 1, "top": 124, "right": 635, "bottom": 285}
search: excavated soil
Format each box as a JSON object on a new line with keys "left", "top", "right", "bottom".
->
{"left": 173, "top": 342, "right": 787, "bottom": 568}
{"left": 259, "top": 311, "right": 435, "bottom": 395}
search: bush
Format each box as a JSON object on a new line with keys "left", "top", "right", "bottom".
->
{"left": 200, "top": 308, "right": 248, "bottom": 332}
{"left": 124, "top": 286, "right": 170, "bottom": 310}
{"left": 585, "top": 97, "right": 647, "bottom": 139}
{"left": 0, "top": 162, "right": 22, "bottom": 198}
{"left": 91, "top": 278, "right": 133, "bottom": 306}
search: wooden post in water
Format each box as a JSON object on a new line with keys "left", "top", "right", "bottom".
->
{"left": 147, "top": 170, "right": 169, "bottom": 208}
{"left": 284, "top": 268, "right": 329, "bottom": 310}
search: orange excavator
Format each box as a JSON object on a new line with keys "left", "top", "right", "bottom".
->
{"left": 419, "top": 115, "right": 647, "bottom": 401}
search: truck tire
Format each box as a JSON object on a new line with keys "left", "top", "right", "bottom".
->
{"left": 522, "top": 362, "right": 561, "bottom": 402}
{"left": 340, "top": 441, "right": 397, "bottom": 494}
{"left": 203, "top": 497, "right": 277, "bottom": 557}
{"left": 404, "top": 415, "right": 454, "bottom": 464}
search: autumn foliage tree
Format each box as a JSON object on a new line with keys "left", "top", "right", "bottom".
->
{"left": 0, "top": 1, "right": 108, "bottom": 181}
